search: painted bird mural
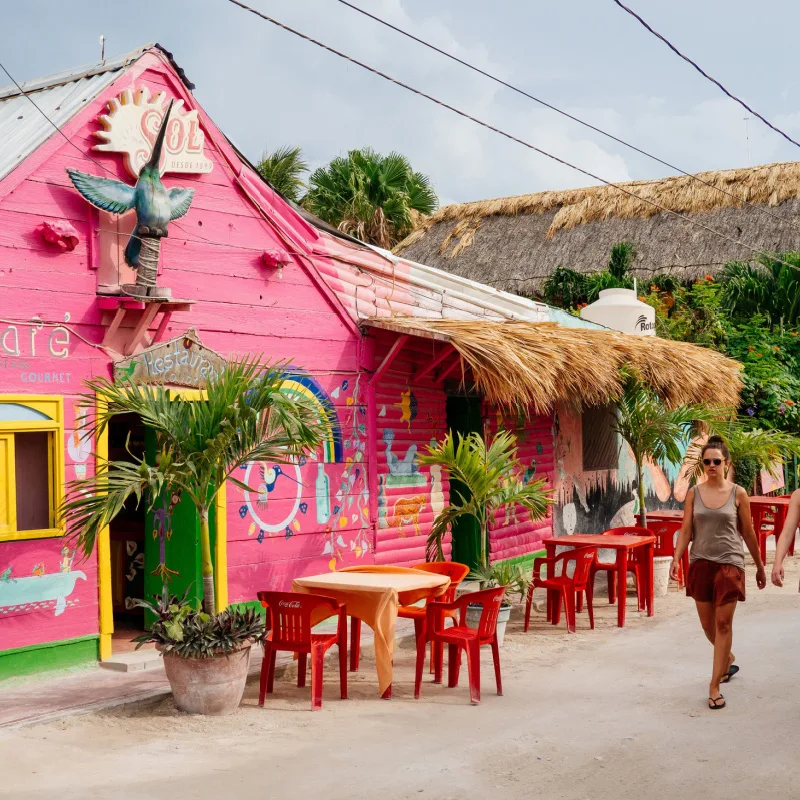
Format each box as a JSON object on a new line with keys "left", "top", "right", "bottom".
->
{"left": 66, "top": 100, "right": 194, "bottom": 298}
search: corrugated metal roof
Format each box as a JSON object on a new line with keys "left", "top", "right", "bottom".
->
{"left": 0, "top": 43, "right": 194, "bottom": 182}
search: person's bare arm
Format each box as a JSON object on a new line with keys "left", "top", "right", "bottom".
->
{"left": 670, "top": 488, "right": 694, "bottom": 582}
{"left": 772, "top": 489, "right": 800, "bottom": 587}
{"left": 737, "top": 488, "right": 767, "bottom": 589}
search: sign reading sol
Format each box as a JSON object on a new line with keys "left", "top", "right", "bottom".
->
{"left": 95, "top": 86, "right": 214, "bottom": 178}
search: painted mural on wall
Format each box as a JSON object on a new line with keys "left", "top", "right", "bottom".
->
{"left": 0, "top": 546, "right": 85, "bottom": 617}
{"left": 238, "top": 373, "right": 370, "bottom": 571}
{"left": 553, "top": 404, "right": 692, "bottom": 536}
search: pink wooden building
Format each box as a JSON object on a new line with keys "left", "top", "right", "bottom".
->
{"left": 0, "top": 45, "right": 691, "bottom": 677}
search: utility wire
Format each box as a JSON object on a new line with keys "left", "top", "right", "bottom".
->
{"left": 336, "top": 0, "right": 800, "bottom": 237}
{"left": 611, "top": 0, "right": 800, "bottom": 151}
{"left": 226, "top": 0, "right": 800, "bottom": 273}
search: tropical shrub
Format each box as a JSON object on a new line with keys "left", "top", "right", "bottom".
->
{"left": 133, "top": 587, "right": 264, "bottom": 658}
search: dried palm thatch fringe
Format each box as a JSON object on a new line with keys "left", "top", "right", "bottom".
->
{"left": 372, "top": 317, "right": 742, "bottom": 412}
{"left": 395, "top": 160, "right": 800, "bottom": 254}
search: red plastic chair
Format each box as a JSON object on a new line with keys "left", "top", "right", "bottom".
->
{"left": 402, "top": 561, "right": 471, "bottom": 680}
{"left": 751, "top": 502, "right": 794, "bottom": 562}
{"left": 257, "top": 591, "right": 347, "bottom": 711}
{"left": 591, "top": 527, "right": 650, "bottom": 609}
{"left": 525, "top": 546, "right": 598, "bottom": 634}
{"left": 415, "top": 586, "right": 506, "bottom": 705}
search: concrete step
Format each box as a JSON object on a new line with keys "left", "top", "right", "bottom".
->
{"left": 99, "top": 650, "right": 164, "bottom": 673}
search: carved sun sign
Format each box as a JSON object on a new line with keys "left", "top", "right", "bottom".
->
{"left": 94, "top": 86, "right": 213, "bottom": 178}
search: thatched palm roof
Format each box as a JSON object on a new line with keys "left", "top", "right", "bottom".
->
{"left": 394, "top": 161, "right": 800, "bottom": 294}
{"left": 366, "top": 318, "right": 742, "bottom": 411}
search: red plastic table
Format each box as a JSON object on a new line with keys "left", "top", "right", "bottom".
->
{"left": 749, "top": 495, "right": 793, "bottom": 562}
{"left": 644, "top": 510, "right": 688, "bottom": 586}
{"left": 542, "top": 534, "right": 656, "bottom": 627}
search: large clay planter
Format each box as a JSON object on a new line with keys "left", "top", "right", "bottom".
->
{"left": 161, "top": 644, "right": 251, "bottom": 715}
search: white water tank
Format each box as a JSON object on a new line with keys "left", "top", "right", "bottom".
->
{"left": 579, "top": 288, "right": 656, "bottom": 336}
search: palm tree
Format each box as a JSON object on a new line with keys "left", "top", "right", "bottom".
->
{"left": 613, "top": 380, "right": 720, "bottom": 527}
{"left": 685, "top": 420, "right": 800, "bottom": 492}
{"left": 586, "top": 241, "right": 636, "bottom": 300}
{"left": 256, "top": 146, "right": 308, "bottom": 203}
{"left": 61, "top": 357, "right": 328, "bottom": 613}
{"left": 303, "top": 147, "right": 438, "bottom": 248}
{"left": 419, "top": 431, "right": 552, "bottom": 568}
{"left": 718, "top": 252, "right": 800, "bottom": 327}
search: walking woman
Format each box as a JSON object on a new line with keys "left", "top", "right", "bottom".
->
{"left": 670, "top": 436, "right": 766, "bottom": 710}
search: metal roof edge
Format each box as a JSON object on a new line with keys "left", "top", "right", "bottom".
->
{"left": 0, "top": 42, "right": 194, "bottom": 100}
{"left": 368, "top": 245, "right": 607, "bottom": 329}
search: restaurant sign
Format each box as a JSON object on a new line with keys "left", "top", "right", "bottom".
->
{"left": 95, "top": 86, "right": 214, "bottom": 177}
{"left": 114, "top": 330, "right": 225, "bottom": 388}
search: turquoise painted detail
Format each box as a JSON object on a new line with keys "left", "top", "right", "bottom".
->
{"left": 0, "top": 570, "right": 86, "bottom": 616}
{"left": 0, "top": 403, "right": 52, "bottom": 421}
{"left": 315, "top": 462, "right": 331, "bottom": 524}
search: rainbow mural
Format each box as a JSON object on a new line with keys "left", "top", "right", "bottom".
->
{"left": 280, "top": 373, "right": 344, "bottom": 464}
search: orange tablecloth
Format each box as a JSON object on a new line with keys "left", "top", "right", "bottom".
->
{"left": 292, "top": 567, "right": 449, "bottom": 695}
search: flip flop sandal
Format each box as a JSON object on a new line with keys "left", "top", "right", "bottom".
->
{"left": 708, "top": 695, "right": 726, "bottom": 710}
{"left": 721, "top": 665, "right": 740, "bottom": 684}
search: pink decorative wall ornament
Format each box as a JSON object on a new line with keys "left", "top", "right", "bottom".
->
{"left": 261, "top": 249, "right": 289, "bottom": 279}
{"left": 39, "top": 220, "right": 80, "bottom": 251}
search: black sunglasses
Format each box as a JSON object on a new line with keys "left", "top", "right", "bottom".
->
{"left": 703, "top": 458, "right": 723, "bottom": 466}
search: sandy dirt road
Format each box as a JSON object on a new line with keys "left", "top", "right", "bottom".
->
{"left": 3, "top": 560, "right": 799, "bottom": 800}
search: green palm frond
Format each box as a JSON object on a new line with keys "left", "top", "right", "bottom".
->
{"left": 61, "top": 356, "right": 329, "bottom": 611}
{"left": 303, "top": 147, "right": 438, "bottom": 247}
{"left": 420, "top": 431, "right": 553, "bottom": 568}
{"left": 256, "top": 146, "right": 308, "bottom": 203}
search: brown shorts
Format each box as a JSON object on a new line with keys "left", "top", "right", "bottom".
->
{"left": 686, "top": 559, "right": 746, "bottom": 606}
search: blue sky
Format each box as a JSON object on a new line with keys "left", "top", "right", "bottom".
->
{"left": 2, "top": 0, "right": 800, "bottom": 205}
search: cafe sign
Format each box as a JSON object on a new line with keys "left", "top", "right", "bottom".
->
{"left": 95, "top": 86, "right": 214, "bottom": 178}
{"left": 114, "top": 330, "right": 225, "bottom": 388}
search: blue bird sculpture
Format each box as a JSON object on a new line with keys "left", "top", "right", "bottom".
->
{"left": 66, "top": 100, "right": 194, "bottom": 297}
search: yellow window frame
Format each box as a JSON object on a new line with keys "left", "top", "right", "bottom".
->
{"left": 0, "top": 395, "right": 65, "bottom": 541}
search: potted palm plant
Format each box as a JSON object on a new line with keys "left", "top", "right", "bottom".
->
{"left": 61, "top": 357, "right": 328, "bottom": 714}
{"left": 419, "top": 431, "right": 552, "bottom": 645}
{"left": 468, "top": 560, "right": 530, "bottom": 645}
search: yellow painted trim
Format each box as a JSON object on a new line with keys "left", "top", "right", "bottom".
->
{"left": 168, "top": 389, "right": 208, "bottom": 401}
{"left": 0, "top": 433, "right": 16, "bottom": 536}
{"left": 98, "top": 632, "right": 112, "bottom": 661}
{"left": 0, "top": 395, "right": 64, "bottom": 542}
{"left": 95, "top": 395, "right": 114, "bottom": 658}
{"left": 214, "top": 485, "right": 228, "bottom": 612}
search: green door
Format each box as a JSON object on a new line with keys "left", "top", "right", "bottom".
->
{"left": 143, "top": 426, "right": 216, "bottom": 622}
{"left": 446, "top": 396, "right": 483, "bottom": 571}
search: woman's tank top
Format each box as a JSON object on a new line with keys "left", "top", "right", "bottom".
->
{"left": 690, "top": 484, "right": 745, "bottom": 569}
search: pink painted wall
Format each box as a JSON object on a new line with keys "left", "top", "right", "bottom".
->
{"left": 370, "top": 332, "right": 452, "bottom": 566}
{"left": 0, "top": 52, "right": 362, "bottom": 653}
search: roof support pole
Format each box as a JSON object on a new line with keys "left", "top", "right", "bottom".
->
{"left": 412, "top": 344, "right": 455, "bottom": 383}
{"left": 371, "top": 335, "right": 409, "bottom": 386}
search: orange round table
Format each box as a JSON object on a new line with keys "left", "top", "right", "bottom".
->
{"left": 292, "top": 567, "right": 449, "bottom": 697}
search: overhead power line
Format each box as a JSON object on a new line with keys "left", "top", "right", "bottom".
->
{"left": 226, "top": 0, "right": 800, "bottom": 274}
{"left": 336, "top": 0, "right": 800, "bottom": 238}
{"left": 611, "top": 0, "right": 800, "bottom": 151}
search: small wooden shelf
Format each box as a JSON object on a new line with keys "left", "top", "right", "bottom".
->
{"left": 97, "top": 295, "right": 195, "bottom": 356}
